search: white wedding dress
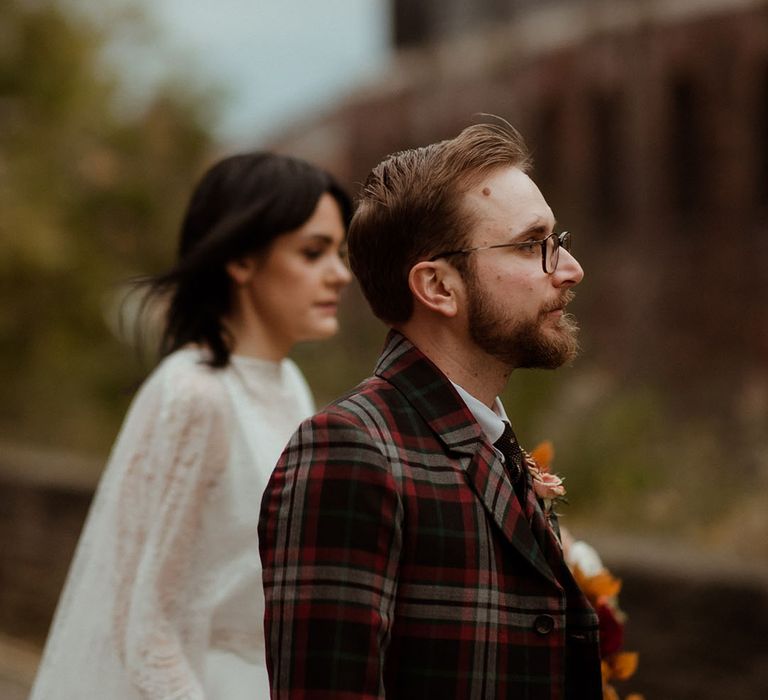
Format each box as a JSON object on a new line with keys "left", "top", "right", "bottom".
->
{"left": 30, "top": 346, "right": 315, "bottom": 699}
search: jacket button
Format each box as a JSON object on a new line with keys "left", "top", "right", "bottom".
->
{"left": 533, "top": 615, "right": 555, "bottom": 635}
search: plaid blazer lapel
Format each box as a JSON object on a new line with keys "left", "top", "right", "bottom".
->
{"left": 464, "top": 447, "right": 558, "bottom": 585}
{"left": 525, "top": 489, "right": 590, "bottom": 595}
{"left": 376, "top": 331, "right": 558, "bottom": 586}
{"left": 525, "top": 484, "right": 565, "bottom": 567}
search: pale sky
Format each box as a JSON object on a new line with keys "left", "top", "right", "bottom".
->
{"left": 70, "top": 0, "right": 392, "bottom": 145}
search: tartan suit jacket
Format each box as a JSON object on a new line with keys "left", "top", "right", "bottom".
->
{"left": 259, "top": 331, "right": 602, "bottom": 699}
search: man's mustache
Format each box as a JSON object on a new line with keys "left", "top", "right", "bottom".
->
{"left": 540, "top": 289, "right": 576, "bottom": 315}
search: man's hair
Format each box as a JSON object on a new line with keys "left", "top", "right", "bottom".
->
{"left": 348, "top": 122, "right": 532, "bottom": 324}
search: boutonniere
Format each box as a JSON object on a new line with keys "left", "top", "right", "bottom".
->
{"left": 523, "top": 440, "right": 567, "bottom": 514}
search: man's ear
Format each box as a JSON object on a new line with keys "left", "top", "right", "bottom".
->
{"left": 408, "top": 260, "right": 462, "bottom": 318}
{"left": 225, "top": 257, "right": 256, "bottom": 286}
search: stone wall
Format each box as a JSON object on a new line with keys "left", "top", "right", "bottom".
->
{"left": 0, "top": 476, "right": 91, "bottom": 644}
{"left": 0, "top": 443, "right": 98, "bottom": 645}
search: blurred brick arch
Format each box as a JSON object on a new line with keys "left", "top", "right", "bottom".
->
{"left": 271, "top": 0, "right": 768, "bottom": 411}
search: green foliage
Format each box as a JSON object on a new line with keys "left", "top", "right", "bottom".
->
{"left": 0, "top": 0, "right": 215, "bottom": 452}
{"left": 511, "top": 366, "right": 766, "bottom": 552}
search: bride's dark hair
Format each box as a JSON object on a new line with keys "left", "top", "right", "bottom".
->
{"left": 141, "top": 152, "right": 352, "bottom": 367}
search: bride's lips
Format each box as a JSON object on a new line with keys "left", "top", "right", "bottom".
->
{"left": 314, "top": 300, "right": 339, "bottom": 313}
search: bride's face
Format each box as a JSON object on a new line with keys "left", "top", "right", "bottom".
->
{"left": 237, "top": 193, "right": 351, "bottom": 349}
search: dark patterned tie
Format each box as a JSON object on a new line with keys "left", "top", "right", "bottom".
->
{"left": 494, "top": 422, "right": 528, "bottom": 504}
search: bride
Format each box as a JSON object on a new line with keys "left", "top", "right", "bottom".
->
{"left": 30, "top": 152, "right": 352, "bottom": 699}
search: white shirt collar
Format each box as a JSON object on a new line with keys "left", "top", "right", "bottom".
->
{"left": 451, "top": 381, "right": 508, "bottom": 445}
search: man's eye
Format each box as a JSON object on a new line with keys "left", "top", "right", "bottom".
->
{"left": 519, "top": 241, "right": 540, "bottom": 254}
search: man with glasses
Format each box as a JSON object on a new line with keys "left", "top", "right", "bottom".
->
{"left": 259, "top": 122, "right": 602, "bottom": 699}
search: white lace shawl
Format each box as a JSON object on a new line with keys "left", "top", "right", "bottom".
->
{"left": 30, "top": 347, "right": 314, "bottom": 699}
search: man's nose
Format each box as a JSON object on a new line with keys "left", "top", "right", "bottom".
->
{"left": 554, "top": 248, "right": 584, "bottom": 287}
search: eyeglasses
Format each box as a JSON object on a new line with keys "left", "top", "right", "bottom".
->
{"left": 429, "top": 230, "right": 572, "bottom": 274}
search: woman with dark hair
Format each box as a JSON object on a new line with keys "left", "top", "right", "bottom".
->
{"left": 30, "top": 153, "right": 352, "bottom": 700}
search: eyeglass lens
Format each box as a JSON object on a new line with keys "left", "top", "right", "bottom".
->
{"left": 545, "top": 232, "right": 570, "bottom": 274}
{"left": 545, "top": 234, "right": 558, "bottom": 273}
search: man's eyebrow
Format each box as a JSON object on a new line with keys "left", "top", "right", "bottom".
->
{"left": 513, "top": 219, "right": 557, "bottom": 240}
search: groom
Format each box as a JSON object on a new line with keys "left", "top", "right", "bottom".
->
{"left": 259, "top": 123, "right": 602, "bottom": 699}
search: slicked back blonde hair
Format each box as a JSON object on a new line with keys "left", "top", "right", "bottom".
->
{"left": 348, "top": 122, "right": 532, "bottom": 324}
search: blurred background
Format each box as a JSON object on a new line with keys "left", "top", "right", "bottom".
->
{"left": 1, "top": 0, "right": 767, "bottom": 697}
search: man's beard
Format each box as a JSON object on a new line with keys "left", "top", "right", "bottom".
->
{"left": 466, "top": 278, "right": 580, "bottom": 369}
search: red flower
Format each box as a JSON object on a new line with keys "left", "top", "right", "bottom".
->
{"left": 596, "top": 598, "right": 625, "bottom": 657}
